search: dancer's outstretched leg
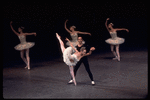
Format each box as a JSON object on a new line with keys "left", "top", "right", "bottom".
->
{"left": 69, "top": 66, "right": 77, "bottom": 86}
{"left": 56, "top": 33, "right": 65, "bottom": 53}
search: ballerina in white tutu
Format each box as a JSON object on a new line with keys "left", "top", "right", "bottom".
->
{"left": 64, "top": 19, "right": 91, "bottom": 47}
{"left": 10, "top": 21, "right": 36, "bottom": 69}
{"left": 56, "top": 33, "right": 95, "bottom": 86}
{"left": 105, "top": 18, "right": 129, "bottom": 61}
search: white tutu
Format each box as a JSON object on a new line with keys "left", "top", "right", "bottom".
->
{"left": 14, "top": 42, "right": 35, "bottom": 50}
{"left": 14, "top": 35, "right": 35, "bottom": 50}
{"left": 105, "top": 32, "right": 125, "bottom": 45}
{"left": 105, "top": 37, "right": 125, "bottom": 45}
{"left": 63, "top": 47, "right": 79, "bottom": 66}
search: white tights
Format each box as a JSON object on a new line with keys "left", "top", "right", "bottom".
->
{"left": 69, "top": 66, "right": 76, "bottom": 86}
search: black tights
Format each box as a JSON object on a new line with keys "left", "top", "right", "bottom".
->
{"left": 72, "top": 57, "right": 94, "bottom": 81}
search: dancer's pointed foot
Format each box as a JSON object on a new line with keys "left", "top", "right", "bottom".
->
{"left": 68, "top": 80, "right": 76, "bottom": 85}
{"left": 56, "top": 33, "right": 61, "bottom": 38}
{"left": 73, "top": 80, "right": 77, "bottom": 86}
{"left": 91, "top": 81, "right": 95, "bottom": 86}
{"left": 68, "top": 80, "right": 73, "bottom": 84}
{"left": 25, "top": 66, "right": 30, "bottom": 70}
{"left": 24, "top": 66, "right": 28, "bottom": 69}
{"left": 117, "top": 57, "right": 120, "bottom": 61}
{"left": 112, "top": 56, "right": 118, "bottom": 60}
{"left": 28, "top": 66, "right": 30, "bottom": 70}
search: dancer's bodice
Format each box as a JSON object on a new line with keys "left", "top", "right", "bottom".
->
{"left": 110, "top": 32, "right": 117, "bottom": 39}
{"left": 70, "top": 33, "right": 78, "bottom": 42}
{"left": 18, "top": 35, "right": 26, "bottom": 44}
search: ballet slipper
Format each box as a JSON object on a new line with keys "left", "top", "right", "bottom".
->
{"left": 56, "top": 33, "right": 61, "bottom": 38}
{"left": 73, "top": 79, "right": 77, "bottom": 86}
{"left": 117, "top": 57, "right": 120, "bottom": 61}
{"left": 24, "top": 66, "right": 28, "bottom": 69}
{"left": 28, "top": 66, "right": 30, "bottom": 70}
{"left": 112, "top": 56, "right": 118, "bottom": 60}
{"left": 68, "top": 80, "right": 73, "bottom": 84}
{"left": 91, "top": 81, "right": 95, "bottom": 86}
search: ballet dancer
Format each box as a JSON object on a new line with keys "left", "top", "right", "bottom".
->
{"left": 64, "top": 19, "right": 91, "bottom": 47}
{"left": 56, "top": 33, "right": 95, "bottom": 86}
{"left": 68, "top": 37, "right": 96, "bottom": 85}
{"left": 10, "top": 21, "right": 36, "bottom": 69}
{"left": 105, "top": 18, "right": 129, "bottom": 61}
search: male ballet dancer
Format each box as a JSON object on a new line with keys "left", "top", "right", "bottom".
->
{"left": 68, "top": 36, "right": 95, "bottom": 85}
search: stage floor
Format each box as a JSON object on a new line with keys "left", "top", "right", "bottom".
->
{"left": 3, "top": 50, "right": 148, "bottom": 99}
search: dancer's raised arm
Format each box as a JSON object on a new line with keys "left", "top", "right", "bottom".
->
{"left": 10, "top": 21, "right": 20, "bottom": 36}
{"left": 64, "top": 19, "right": 72, "bottom": 34}
{"left": 105, "top": 18, "right": 110, "bottom": 31}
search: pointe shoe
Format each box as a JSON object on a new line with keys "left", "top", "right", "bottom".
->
{"left": 56, "top": 33, "right": 61, "bottom": 38}
{"left": 112, "top": 56, "right": 118, "bottom": 60}
{"left": 28, "top": 67, "right": 30, "bottom": 70}
{"left": 74, "top": 83, "right": 77, "bottom": 86}
{"left": 117, "top": 57, "right": 120, "bottom": 61}
{"left": 73, "top": 80, "right": 77, "bottom": 86}
{"left": 72, "top": 79, "right": 77, "bottom": 86}
{"left": 24, "top": 66, "right": 28, "bottom": 69}
{"left": 91, "top": 81, "right": 95, "bottom": 86}
{"left": 68, "top": 80, "right": 73, "bottom": 84}
{"left": 25, "top": 66, "right": 30, "bottom": 70}
{"left": 56, "top": 33, "right": 58, "bottom": 36}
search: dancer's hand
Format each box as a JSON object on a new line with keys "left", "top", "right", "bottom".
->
{"left": 65, "top": 19, "right": 68, "bottom": 22}
{"left": 65, "top": 38, "right": 69, "bottom": 41}
{"left": 10, "top": 21, "right": 13, "bottom": 24}
{"left": 106, "top": 18, "right": 110, "bottom": 20}
{"left": 34, "top": 32, "right": 37, "bottom": 36}
{"left": 126, "top": 29, "right": 129, "bottom": 32}
{"left": 90, "top": 47, "right": 95, "bottom": 51}
{"left": 88, "top": 33, "right": 91, "bottom": 36}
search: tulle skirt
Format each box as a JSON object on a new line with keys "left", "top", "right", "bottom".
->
{"left": 105, "top": 37, "right": 125, "bottom": 45}
{"left": 14, "top": 42, "right": 35, "bottom": 50}
{"left": 66, "top": 40, "right": 85, "bottom": 47}
{"left": 63, "top": 47, "right": 78, "bottom": 66}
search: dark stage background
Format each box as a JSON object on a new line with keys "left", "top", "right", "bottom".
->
{"left": 3, "top": 1, "right": 147, "bottom": 67}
